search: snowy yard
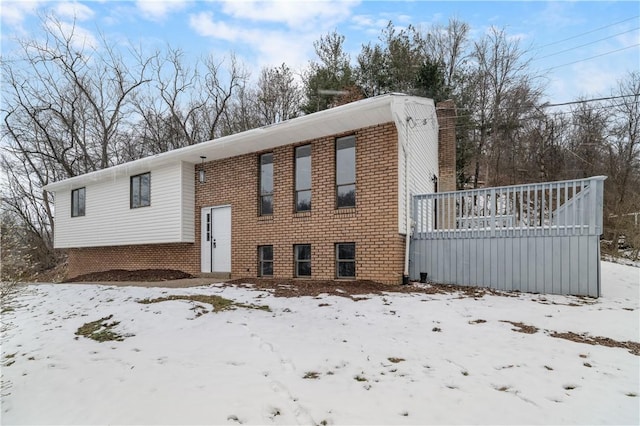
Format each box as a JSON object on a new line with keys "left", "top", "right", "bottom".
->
{"left": 1, "top": 261, "right": 638, "bottom": 425}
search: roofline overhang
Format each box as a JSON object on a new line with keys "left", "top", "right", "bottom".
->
{"left": 43, "top": 93, "right": 434, "bottom": 192}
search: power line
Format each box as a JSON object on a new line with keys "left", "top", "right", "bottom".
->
{"left": 534, "top": 15, "right": 640, "bottom": 50}
{"left": 543, "top": 94, "right": 638, "bottom": 107}
{"left": 534, "top": 27, "right": 640, "bottom": 60}
{"left": 546, "top": 43, "right": 640, "bottom": 70}
{"left": 434, "top": 94, "right": 639, "bottom": 130}
{"left": 453, "top": 94, "right": 638, "bottom": 111}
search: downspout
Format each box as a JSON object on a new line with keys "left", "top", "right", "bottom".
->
{"left": 403, "top": 115, "right": 411, "bottom": 285}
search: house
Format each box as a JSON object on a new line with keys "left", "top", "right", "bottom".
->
{"left": 43, "top": 94, "right": 457, "bottom": 284}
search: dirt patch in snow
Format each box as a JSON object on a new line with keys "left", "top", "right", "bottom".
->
{"left": 60, "top": 268, "right": 521, "bottom": 299}
{"left": 224, "top": 277, "right": 486, "bottom": 299}
{"left": 64, "top": 269, "right": 194, "bottom": 283}
{"left": 549, "top": 331, "right": 640, "bottom": 356}
{"left": 500, "top": 320, "right": 539, "bottom": 334}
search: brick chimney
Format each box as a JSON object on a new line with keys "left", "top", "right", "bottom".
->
{"left": 436, "top": 100, "right": 457, "bottom": 192}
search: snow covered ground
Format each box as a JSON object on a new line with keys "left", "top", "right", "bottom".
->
{"left": 1, "top": 261, "right": 638, "bottom": 425}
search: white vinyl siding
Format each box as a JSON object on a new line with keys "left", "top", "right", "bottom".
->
{"left": 396, "top": 98, "right": 439, "bottom": 234}
{"left": 53, "top": 162, "right": 195, "bottom": 248}
{"left": 180, "top": 162, "right": 195, "bottom": 242}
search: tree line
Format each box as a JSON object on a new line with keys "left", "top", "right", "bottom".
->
{"left": 1, "top": 15, "right": 638, "bottom": 278}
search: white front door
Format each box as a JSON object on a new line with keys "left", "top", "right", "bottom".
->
{"left": 201, "top": 205, "right": 231, "bottom": 273}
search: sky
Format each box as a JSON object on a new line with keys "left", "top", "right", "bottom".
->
{"left": 0, "top": 1, "right": 639, "bottom": 105}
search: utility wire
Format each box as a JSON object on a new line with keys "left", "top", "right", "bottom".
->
{"left": 434, "top": 95, "right": 639, "bottom": 131}
{"left": 534, "top": 15, "right": 640, "bottom": 49}
{"left": 534, "top": 27, "right": 640, "bottom": 60}
{"left": 546, "top": 43, "right": 640, "bottom": 70}
{"left": 544, "top": 93, "right": 639, "bottom": 107}
{"left": 452, "top": 94, "right": 638, "bottom": 111}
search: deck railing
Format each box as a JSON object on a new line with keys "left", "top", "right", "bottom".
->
{"left": 410, "top": 176, "right": 606, "bottom": 297}
{"left": 413, "top": 176, "right": 606, "bottom": 239}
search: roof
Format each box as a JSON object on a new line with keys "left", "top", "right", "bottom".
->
{"left": 44, "top": 93, "right": 434, "bottom": 191}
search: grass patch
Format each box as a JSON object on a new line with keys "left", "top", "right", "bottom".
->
{"left": 303, "top": 371, "right": 320, "bottom": 379}
{"left": 75, "top": 315, "right": 126, "bottom": 342}
{"left": 137, "top": 294, "right": 270, "bottom": 313}
{"left": 354, "top": 374, "right": 368, "bottom": 382}
{"left": 388, "top": 357, "right": 405, "bottom": 363}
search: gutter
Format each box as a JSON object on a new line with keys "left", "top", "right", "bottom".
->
{"left": 403, "top": 116, "right": 411, "bottom": 285}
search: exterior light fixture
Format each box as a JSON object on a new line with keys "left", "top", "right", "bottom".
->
{"left": 199, "top": 156, "right": 207, "bottom": 183}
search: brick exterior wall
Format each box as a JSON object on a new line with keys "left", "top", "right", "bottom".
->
{"left": 66, "top": 243, "right": 198, "bottom": 278}
{"left": 196, "top": 122, "right": 404, "bottom": 284}
{"left": 66, "top": 109, "right": 457, "bottom": 285}
{"left": 436, "top": 100, "right": 457, "bottom": 192}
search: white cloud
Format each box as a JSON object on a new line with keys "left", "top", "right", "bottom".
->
{"left": 44, "top": 19, "right": 99, "bottom": 51}
{"left": 189, "top": 11, "right": 315, "bottom": 71}
{"left": 534, "top": 1, "right": 584, "bottom": 29}
{"left": 136, "top": 0, "right": 190, "bottom": 22}
{"left": 189, "top": 11, "right": 241, "bottom": 42}
{"left": 219, "top": 0, "right": 359, "bottom": 30}
{"left": 0, "top": 0, "right": 41, "bottom": 27}
{"left": 351, "top": 14, "right": 389, "bottom": 31}
{"left": 55, "top": 2, "right": 95, "bottom": 21}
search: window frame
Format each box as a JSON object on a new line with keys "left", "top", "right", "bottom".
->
{"left": 335, "top": 135, "right": 356, "bottom": 208}
{"left": 130, "top": 172, "right": 151, "bottom": 209}
{"left": 294, "top": 145, "right": 312, "bottom": 212}
{"left": 335, "top": 242, "right": 356, "bottom": 279}
{"left": 258, "top": 245, "right": 273, "bottom": 277}
{"left": 294, "top": 244, "right": 312, "bottom": 277}
{"left": 259, "top": 153, "right": 274, "bottom": 216}
{"left": 71, "top": 187, "right": 86, "bottom": 217}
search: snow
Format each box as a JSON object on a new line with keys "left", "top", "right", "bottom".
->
{"left": 1, "top": 261, "right": 639, "bottom": 425}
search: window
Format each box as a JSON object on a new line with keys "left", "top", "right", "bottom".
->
{"left": 295, "top": 145, "right": 311, "bottom": 212}
{"left": 336, "top": 243, "right": 356, "bottom": 278}
{"left": 258, "top": 245, "right": 273, "bottom": 277}
{"left": 336, "top": 135, "right": 356, "bottom": 208}
{"left": 71, "top": 187, "right": 85, "bottom": 217}
{"left": 130, "top": 172, "right": 150, "bottom": 208}
{"left": 294, "top": 244, "right": 311, "bottom": 277}
{"left": 259, "top": 153, "right": 273, "bottom": 215}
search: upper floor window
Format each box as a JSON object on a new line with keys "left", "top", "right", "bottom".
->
{"left": 336, "top": 135, "right": 356, "bottom": 208}
{"left": 131, "top": 172, "right": 150, "bottom": 208}
{"left": 71, "top": 187, "right": 85, "bottom": 217}
{"left": 258, "top": 245, "right": 273, "bottom": 277}
{"left": 294, "top": 244, "right": 311, "bottom": 277}
{"left": 259, "top": 153, "right": 273, "bottom": 215}
{"left": 295, "top": 145, "right": 311, "bottom": 212}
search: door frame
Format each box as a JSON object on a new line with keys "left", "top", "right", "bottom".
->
{"left": 200, "top": 204, "right": 232, "bottom": 273}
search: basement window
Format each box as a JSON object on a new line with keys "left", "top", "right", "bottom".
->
{"left": 130, "top": 172, "right": 151, "bottom": 208}
{"left": 336, "top": 243, "right": 356, "bottom": 279}
{"left": 294, "top": 244, "right": 311, "bottom": 277}
{"left": 258, "top": 245, "right": 273, "bottom": 277}
{"left": 71, "top": 187, "right": 85, "bottom": 217}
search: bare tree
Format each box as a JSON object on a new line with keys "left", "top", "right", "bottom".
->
{"left": 467, "top": 26, "right": 542, "bottom": 187}
{"left": 607, "top": 72, "right": 640, "bottom": 206}
{"left": 197, "top": 53, "right": 249, "bottom": 141}
{"left": 1, "top": 15, "right": 152, "bottom": 274}
{"left": 255, "top": 63, "right": 302, "bottom": 124}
